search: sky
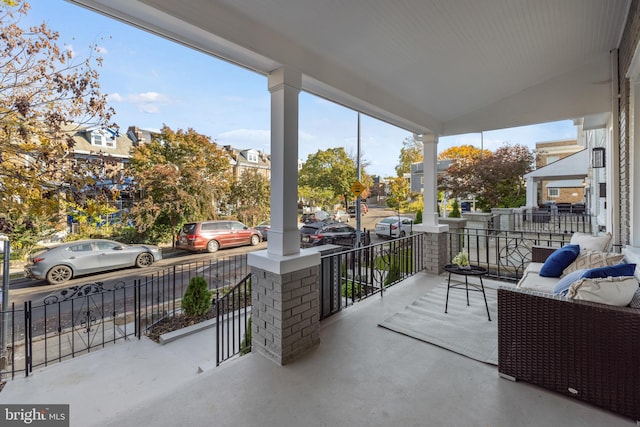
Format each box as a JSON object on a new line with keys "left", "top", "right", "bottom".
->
{"left": 22, "top": 0, "right": 578, "bottom": 178}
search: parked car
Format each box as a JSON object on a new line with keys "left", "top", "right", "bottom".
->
{"left": 375, "top": 216, "right": 414, "bottom": 238}
{"left": 347, "top": 203, "right": 368, "bottom": 217}
{"left": 300, "top": 222, "right": 356, "bottom": 247}
{"left": 301, "top": 210, "right": 331, "bottom": 223}
{"left": 176, "top": 220, "right": 261, "bottom": 253}
{"left": 254, "top": 221, "right": 271, "bottom": 241}
{"left": 24, "top": 239, "right": 163, "bottom": 285}
{"left": 332, "top": 210, "right": 350, "bottom": 222}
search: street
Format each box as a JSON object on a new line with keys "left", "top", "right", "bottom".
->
{"left": 7, "top": 205, "right": 403, "bottom": 306}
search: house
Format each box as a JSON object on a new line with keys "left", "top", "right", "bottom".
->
{"left": 222, "top": 145, "right": 271, "bottom": 181}
{"left": 534, "top": 139, "right": 586, "bottom": 207}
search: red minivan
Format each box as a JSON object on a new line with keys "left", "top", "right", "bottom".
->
{"left": 176, "top": 220, "right": 262, "bottom": 253}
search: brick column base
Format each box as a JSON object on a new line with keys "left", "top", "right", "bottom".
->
{"left": 251, "top": 266, "right": 320, "bottom": 365}
{"left": 422, "top": 231, "right": 448, "bottom": 275}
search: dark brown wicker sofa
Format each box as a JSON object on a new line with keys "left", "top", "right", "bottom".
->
{"left": 497, "top": 246, "right": 640, "bottom": 423}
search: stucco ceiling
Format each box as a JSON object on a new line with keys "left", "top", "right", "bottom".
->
{"left": 69, "top": 0, "right": 631, "bottom": 136}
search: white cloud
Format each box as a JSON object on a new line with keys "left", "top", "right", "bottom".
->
{"left": 107, "top": 91, "right": 171, "bottom": 114}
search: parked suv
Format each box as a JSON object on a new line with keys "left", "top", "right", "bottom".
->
{"left": 300, "top": 222, "right": 356, "bottom": 247}
{"left": 176, "top": 220, "right": 261, "bottom": 253}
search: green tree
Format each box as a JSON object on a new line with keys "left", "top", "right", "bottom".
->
{"left": 395, "top": 136, "right": 423, "bottom": 177}
{"left": 228, "top": 170, "right": 270, "bottom": 226}
{"left": 129, "top": 126, "right": 231, "bottom": 244}
{"left": 182, "top": 276, "right": 212, "bottom": 317}
{"left": 0, "top": 0, "right": 114, "bottom": 247}
{"left": 386, "top": 177, "right": 410, "bottom": 212}
{"left": 298, "top": 148, "right": 359, "bottom": 208}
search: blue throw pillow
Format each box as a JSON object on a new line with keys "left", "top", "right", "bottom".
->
{"left": 582, "top": 263, "right": 637, "bottom": 279}
{"left": 553, "top": 268, "right": 589, "bottom": 296}
{"left": 539, "top": 244, "right": 581, "bottom": 278}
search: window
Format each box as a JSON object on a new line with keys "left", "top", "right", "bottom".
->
{"left": 247, "top": 152, "right": 258, "bottom": 163}
{"left": 92, "top": 133, "right": 104, "bottom": 146}
{"left": 547, "top": 188, "right": 559, "bottom": 198}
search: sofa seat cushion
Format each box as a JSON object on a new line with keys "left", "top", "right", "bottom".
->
{"left": 516, "top": 262, "right": 559, "bottom": 294}
{"left": 567, "top": 276, "right": 639, "bottom": 306}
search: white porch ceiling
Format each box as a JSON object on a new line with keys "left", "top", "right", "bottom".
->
{"left": 68, "top": 0, "right": 631, "bottom": 136}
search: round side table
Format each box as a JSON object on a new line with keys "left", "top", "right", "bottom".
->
{"left": 443, "top": 264, "right": 491, "bottom": 321}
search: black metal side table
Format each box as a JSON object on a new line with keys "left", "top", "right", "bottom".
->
{"left": 444, "top": 264, "right": 491, "bottom": 321}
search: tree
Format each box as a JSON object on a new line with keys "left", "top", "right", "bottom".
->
{"left": 0, "top": 1, "right": 114, "bottom": 247}
{"left": 386, "top": 177, "right": 410, "bottom": 212}
{"left": 129, "top": 126, "right": 231, "bottom": 244}
{"left": 438, "top": 145, "right": 489, "bottom": 161}
{"left": 444, "top": 143, "right": 534, "bottom": 211}
{"left": 298, "top": 148, "right": 359, "bottom": 208}
{"left": 228, "top": 169, "right": 270, "bottom": 226}
{"left": 395, "top": 136, "right": 423, "bottom": 177}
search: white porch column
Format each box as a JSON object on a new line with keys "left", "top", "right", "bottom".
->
{"left": 248, "top": 67, "right": 321, "bottom": 365}
{"left": 525, "top": 177, "right": 538, "bottom": 208}
{"left": 267, "top": 67, "right": 302, "bottom": 256}
{"left": 420, "top": 133, "right": 440, "bottom": 227}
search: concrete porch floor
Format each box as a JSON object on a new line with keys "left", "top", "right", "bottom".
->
{"left": 2, "top": 271, "right": 635, "bottom": 426}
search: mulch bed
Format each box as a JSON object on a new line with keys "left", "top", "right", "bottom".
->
{"left": 146, "top": 306, "right": 218, "bottom": 343}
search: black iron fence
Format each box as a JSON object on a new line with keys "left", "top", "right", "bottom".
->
{"left": 318, "top": 233, "right": 425, "bottom": 320}
{"left": 492, "top": 210, "right": 592, "bottom": 234}
{"left": 214, "top": 273, "right": 251, "bottom": 366}
{"left": 445, "top": 228, "right": 573, "bottom": 282}
{"left": 1, "top": 254, "right": 249, "bottom": 379}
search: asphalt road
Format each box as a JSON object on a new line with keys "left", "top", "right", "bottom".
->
{"left": 7, "top": 205, "right": 403, "bottom": 305}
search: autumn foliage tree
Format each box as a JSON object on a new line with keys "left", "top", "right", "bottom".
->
{"left": 442, "top": 143, "right": 534, "bottom": 211}
{"left": 129, "top": 126, "right": 231, "bottom": 244}
{"left": 0, "top": 0, "right": 114, "bottom": 251}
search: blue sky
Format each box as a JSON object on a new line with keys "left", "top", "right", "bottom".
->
{"left": 24, "top": 0, "right": 577, "bottom": 178}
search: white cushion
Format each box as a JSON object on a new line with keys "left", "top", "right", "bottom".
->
{"left": 570, "top": 232, "right": 611, "bottom": 252}
{"left": 566, "top": 276, "right": 638, "bottom": 306}
{"left": 516, "top": 262, "right": 558, "bottom": 294}
{"left": 622, "top": 245, "right": 640, "bottom": 281}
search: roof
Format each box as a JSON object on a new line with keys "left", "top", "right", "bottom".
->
{"left": 524, "top": 149, "right": 588, "bottom": 181}
{"left": 70, "top": 0, "right": 631, "bottom": 135}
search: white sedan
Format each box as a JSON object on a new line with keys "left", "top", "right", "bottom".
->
{"left": 375, "top": 216, "right": 414, "bottom": 238}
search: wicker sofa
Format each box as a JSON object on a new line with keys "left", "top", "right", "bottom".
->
{"left": 498, "top": 244, "right": 640, "bottom": 423}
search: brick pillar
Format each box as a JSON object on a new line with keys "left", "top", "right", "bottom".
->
{"left": 249, "top": 254, "right": 321, "bottom": 365}
{"left": 414, "top": 223, "right": 450, "bottom": 275}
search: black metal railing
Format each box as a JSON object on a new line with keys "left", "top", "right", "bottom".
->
{"left": 491, "top": 210, "right": 592, "bottom": 234}
{"left": 215, "top": 273, "right": 252, "bottom": 366}
{"left": 446, "top": 228, "right": 572, "bottom": 282}
{"left": 0, "top": 254, "right": 249, "bottom": 379}
{"left": 319, "top": 233, "right": 424, "bottom": 320}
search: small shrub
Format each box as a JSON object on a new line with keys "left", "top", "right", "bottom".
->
{"left": 415, "top": 209, "right": 422, "bottom": 224}
{"left": 449, "top": 200, "right": 461, "bottom": 218}
{"left": 182, "top": 276, "right": 212, "bottom": 317}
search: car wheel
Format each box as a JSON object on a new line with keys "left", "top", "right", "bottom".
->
{"left": 46, "top": 265, "right": 73, "bottom": 285}
{"left": 206, "top": 240, "right": 220, "bottom": 253}
{"left": 135, "top": 252, "right": 154, "bottom": 268}
{"left": 250, "top": 234, "right": 260, "bottom": 246}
